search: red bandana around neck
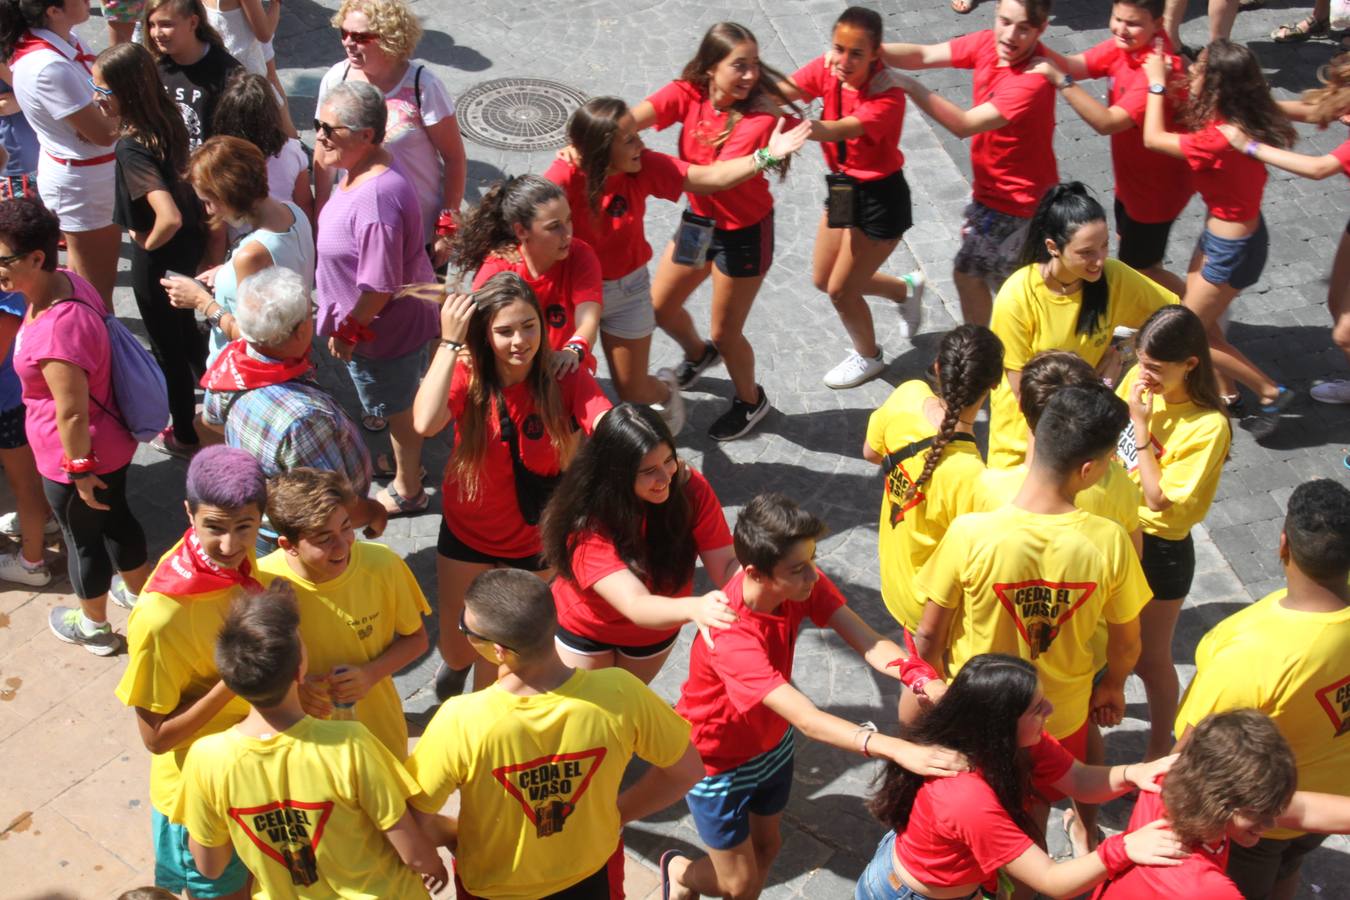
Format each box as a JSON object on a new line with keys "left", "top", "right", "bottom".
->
{"left": 144, "top": 528, "right": 262, "bottom": 597}
{"left": 9, "top": 30, "right": 95, "bottom": 72}
{"left": 201, "top": 340, "right": 313, "bottom": 392}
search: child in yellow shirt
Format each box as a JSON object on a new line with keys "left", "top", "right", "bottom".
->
{"left": 1118, "top": 305, "right": 1231, "bottom": 759}
{"left": 864, "top": 324, "right": 1004, "bottom": 630}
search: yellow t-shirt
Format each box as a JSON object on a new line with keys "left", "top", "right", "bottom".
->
{"left": 987, "top": 259, "right": 1176, "bottom": 469}
{"left": 114, "top": 540, "right": 256, "bottom": 817}
{"left": 406, "top": 667, "right": 691, "bottom": 900}
{"left": 1115, "top": 367, "right": 1231, "bottom": 541}
{"left": 1176, "top": 591, "right": 1350, "bottom": 839}
{"left": 915, "top": 505, "right": 1152, "bottom": 738}
{"left": 259, "top": 542, "right": 429, "bottom": 760}
{"left": 176, "top": 716, "right": 429, "bottom": 899}
{"left": 866, "top": 379, "right": 987, "bottom": 630}
{"left": 976, "top": 461, "right": 1141, "bottom": 536}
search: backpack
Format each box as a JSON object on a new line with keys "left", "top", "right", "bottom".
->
{"left": 54, "top": 299, "right": 170, "bottom": 442}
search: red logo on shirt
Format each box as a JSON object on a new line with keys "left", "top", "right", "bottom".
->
{"left": 994, "top": 580, "right": 1098, "bottom": 659}
{"left": 493, "top": 748, "right": 607, "bottom": 838}
{"left": 885, "top": 462, "right": 923, "bottom": 527}
{"left": 228, "top": 800, "right": 334, "bottom": 886}
{"left": 1314, "top": 674, "right": 1350, "bottom": 737}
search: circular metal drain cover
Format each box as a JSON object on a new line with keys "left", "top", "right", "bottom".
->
{"left": 457, "top": 77, "right": 588, "bottom": 152}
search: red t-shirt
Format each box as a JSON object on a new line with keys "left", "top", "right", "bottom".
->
{"left": 472, "top": 238, "right": 604, "bottom": 355}
{"left": 544, "top": 150, "right": 690, "bottom": 281}
{"left": 896, "top": 733, "right": 1075, "bottom": 894}
{"left": 949, "top": 31, "right": 1058, "bottom": 217}
{"left": 1177, "top": 122, "right": 1267, "bottom": 222}
{"left": 441, "top": 362, "right": 611, "bottom": 558}
{"left": 790, "top": 55, "right": 906, "bottom": 181}
{"left": 1092, "top": 779, "right": 1241, "bottom": 899}
{"left": 1081, "top": 39, "right": 1194, "bottom": 223}
{"left": 1331, "top": 137, "right": 1350, "bottom": 176}
{"left": 551, "top": 467, "right": 733, "bottom": 646}
{"left": 644, "top": 79, "right": 779, "bottom": 230}
{"left": 675, "top": 570, "right": 846, "bottom": 775}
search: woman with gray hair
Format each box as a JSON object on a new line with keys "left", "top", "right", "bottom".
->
{"left": 315, "top": 79, "right": 437, "bottom": 516}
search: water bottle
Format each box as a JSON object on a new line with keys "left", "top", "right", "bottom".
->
{"left": 331, "top": 665, "right": 356, "bottom": 721}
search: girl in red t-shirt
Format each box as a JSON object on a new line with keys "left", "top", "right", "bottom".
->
{"left": 778, "top": 7, "right": 926, "bottom": 391}
{"left": 539, "top": 403, "right": 739, "bottom": 683}
{"left": 412, "top": 271, "right": 611, "bottom": 695}
{"left": 545, "top": 97, "right": 808, "bottom": 433}
{"left": 1141, "top": 40, "right": 1297, "bottom": 436}
{"left": 450, "top": 174, "right": 603, "bottom": 378}
{"left": 859, "top": 655, "right": 1183, "bottom": 900}
{"left": 628, "top": 22, "right": 797, "bottom": 442}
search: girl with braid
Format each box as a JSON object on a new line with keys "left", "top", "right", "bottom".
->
{"left": 863, "top": 324, "right": 1004, "bottom": 632}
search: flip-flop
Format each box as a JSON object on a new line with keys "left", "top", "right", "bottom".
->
{"left": 361, "top": 414, "right": 388, "bottom": 433}
{"left": 659, "top": 850, "right": 688, "bottom": 900}
{"left": 379, "top": 485, "right": 430, "bottom": 516}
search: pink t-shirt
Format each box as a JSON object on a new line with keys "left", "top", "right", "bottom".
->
{"left": 13, "top": 269, "right": 137, "bottom": 481}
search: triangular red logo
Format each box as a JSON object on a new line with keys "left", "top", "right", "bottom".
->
{"left": 492, "top": 748, "right": 607, "bottom": 838}
{"left": 994, "top": 580, "right": 1098, "bottom": 659}
{"left": 228, "top": 800, "right": 334, "bottom": 886}
{"left": 1314, "top": 674, "right": 1350, "bottom": 737}
{"left": 886, "top": 461, "right": 924, "bottom": 528}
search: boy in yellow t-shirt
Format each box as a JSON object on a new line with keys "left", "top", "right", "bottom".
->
{"left": 115, "top": 447, "right": 269, "bottom": 900}
{"left": 1175, "top": 479, "right": 1350, "bottom": 899}
{"left": 405, "top": 569, "right": 702, "bottom": 900}
{"left": 178, "top": 582, "right": 447, "bottom": 897}
{"left": 258, "top": 468, "right": 429, "bottom": 759}
{"left": 914, "top": 384, "right": 1150, "bottom": 766}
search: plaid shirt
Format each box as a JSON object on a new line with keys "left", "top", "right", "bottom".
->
{"left": 203, "top": 352, "right": 372, "bottom": 495}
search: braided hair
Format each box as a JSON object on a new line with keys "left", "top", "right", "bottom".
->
{"left": 904, "top": 325, "right": 1005, "bottom": 502}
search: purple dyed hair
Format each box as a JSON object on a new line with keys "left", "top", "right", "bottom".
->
{"left": 185, "top": 446, "right": 268, "bottom": 513}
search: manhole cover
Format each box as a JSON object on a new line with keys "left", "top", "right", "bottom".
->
{"left": 457, "top": 77, "right": 588, "bottom": 152}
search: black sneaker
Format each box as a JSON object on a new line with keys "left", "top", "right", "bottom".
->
{"left": 708, "top": 386, "right": 770, "bottom": 442}
{"left": 673, "top": 341, "right": 721, "bottom": 390}
{"left": 434, "top": 662, "right": 470, "bottom": 701}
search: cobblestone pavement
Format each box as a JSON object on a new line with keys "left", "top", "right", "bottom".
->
{"left": 3, "top": 0, "right": 1350, "bottom": 896}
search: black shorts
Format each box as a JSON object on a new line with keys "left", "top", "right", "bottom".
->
{"left": 703, "top": 212, "right": 774, "bottom": 278}
{"left": 1226, "top": 833, "right": 1328, "bottom": 898}
{"left": 1114, "top": 198, "right": 1174, "bottom": 271}
{"left": 1141, "top": 531, "right": 1195, "bottom": 600}
{"left": 0, "top": 404, "right": 26, "bottom": 450}
{"left": 823, "top": 170, "right": 913, "bottom": 241}
{"left": 436, "top": 519, "right": 548, "bottom": 572}
{"left": 554, "top": 623, "right": 679, "bottom": 659}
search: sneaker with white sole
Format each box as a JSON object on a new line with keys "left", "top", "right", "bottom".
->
{"left": 0, "top": 512, "right": 59, "bottom": 539}
{"left": 49, "top": 606, "right": 120, "bottom": 656}
{"left": 673, "top": 341, "right": 721, "bottom": 390}
{"left": 0, "top": 551, "right": 51, "bottom": 586}
{"left": 652, "top": 367, "right": 687, "bottom": 435}
{"left": 1311, "top": 379, "right": 1350, "bottom": 404}
{"left": 708, "top": 386, "right": 770, "bottom": 442}
{"left": 109, "top": 577, "right": 138, "bottom": 611}
{"left": 823, "top": 350, "right": 886, "bottom": 389}
{"left": 897, "top": 270, "right": 926, "bottom": 340}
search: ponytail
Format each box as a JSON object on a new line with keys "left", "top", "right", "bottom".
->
{"left": 1018, "top": 182, "right": 1110, "bottom": 337}
{"left": 448, "top": 174, "right": 565, "bottom": 276}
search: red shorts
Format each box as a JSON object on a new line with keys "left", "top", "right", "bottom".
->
{"left": 1035, "top": 721, "right": 1090, "bottom": 804}
{"left": 453, "top": 840, "right": 625, "bottom": 899}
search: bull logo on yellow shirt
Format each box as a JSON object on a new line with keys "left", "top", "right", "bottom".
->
{"left": 229, "top": 800, "right": 333, "bottom": 886}
{"left": 994, "top": 580, "right": 1098, "bottom": 659}
{"left": 493, "top": 748, "right": 607, "bottom": 838}
{"left": 885, "top": 462, "right": 923, "bottom": 528}
{"left": 1314, "top": 674, "right": 1350, "bottom": 737}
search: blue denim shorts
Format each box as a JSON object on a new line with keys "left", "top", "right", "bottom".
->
{"left": 1197, "top": 216, "right": 1268, "bottom": 290}
{"left": 856, "top": 831, "right": 983, "bottom": 900}
{"left": 151, "top": 808, "right": 249, "bottom": 897}
{"left": 685, "top": 728, "right": 795, "bottom": 850}
{"left": 347, "top": 344, "right": 429, "bottom": 419}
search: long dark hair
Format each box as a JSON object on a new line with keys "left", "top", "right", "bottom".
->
{"left": 98, "top": 43, "right": 191, "bottom": 170}
{"left": 1019, "top": 182, "right": 1110, "bottom": 337}
{"left": 141, "top": 0, "right": 225, "bottom": 60}
{"left": 212, "top": 71, "right": 288, "bottom": 158}
{"left": 906, "top": 325, "right": 1004, "bottom": 501}
{"left": 1134, "top": 305, "right": 1226, "bottom": 417}
{"left": 1183, "top": 40, "right": 1295, "bottom": 148}
{"left": 567, "top": 96, "right": 629, "bottom": 216}
{"left": 540, "top": 403, "right": 697, "bottom": 593}
{"left": 449, "top": 175, "right": 566, "bottom": 276}
{"left": 868, "top": 655, "right": 1041, "bottom": 839}
{"left": 0, "top": 0, "right": 62, "bottom": 60}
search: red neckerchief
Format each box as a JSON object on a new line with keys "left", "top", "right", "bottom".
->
{"left": 9, "top": 30, "right": 96, "bottom": 73}
{"left": 200, "top": 340, "right": 313, "bottom": 392}
{"left": 143, "top": 529, "right": 262, "bottom": 597}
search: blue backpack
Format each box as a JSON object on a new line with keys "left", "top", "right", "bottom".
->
{"left": 55, "top": 299, "right": 170, "bottom": 442}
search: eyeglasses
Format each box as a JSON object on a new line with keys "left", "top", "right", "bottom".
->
{"left": 88, "top": 78, "right": 113, "bottom": 97}
{"left": 0, "top": 251, "right": 28, "bottom": 267}
{"left": 339, "top": 28, "right": 378, "bottom": 44}
{"left": 312, "top": 119, "right": 353, "bottom": 140}
{"left": 459, "top": 609, "right": 511, "bottom": 651}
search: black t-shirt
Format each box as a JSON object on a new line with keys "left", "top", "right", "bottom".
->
{"left": 157, "top": 43, "right": 242, "bottom": 150}
{"left": 112, "top": 136, "right": 204, "bottom": 256}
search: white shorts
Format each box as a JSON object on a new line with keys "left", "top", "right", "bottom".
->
{"left": 37, "top": 155, "right": 115, "bottom": 232}
{"left": 599, "top": 267, "right": 656, "bottom": 341}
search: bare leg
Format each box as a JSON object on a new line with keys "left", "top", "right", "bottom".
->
{"left": 1327, "top": 231, "right": 1350, "bottom": 372}
{"left": 1135, "top": 597, "right": 1185, "bottom": 759}
{"left": 1183, "top": 270, "right": 1281, "bottom": 403}
{"left": 1163, "top": 0, "right": 1187, "bottom": 46}
{"left": 707, "top": 270, "right": 766, "bottom": 405}
{"left": 0, "top": 444, "right": 51, "bottom": 566}
{"left": 670, "top": 816, "right": 781, "bottom": 900}
{"left": 1209, "top": 0, "right": 1240, "bottom": 40}
{"left": 600, "top": 331, "right": 669, "bottom": 404}
{"left": 384, "top": 407, "right": 425, "bottom": 512}
{"left": 436, "top": 555, "right": 491, "bottom": 672}
{"left": 652, "top": 241, "right": 714, "bottom": 360}
{"left": 814, "top": 213, "right": 906, "bottom": 358}
{"left": 613, "top": 645, "right": 675, "bottom": 684}
{"left": 1068, "top": 722, "right": 1105, "bottom": 856}
{"left": 63, "top": 225, "right": 123, "bottom": 311}
{"left": 953, "top": 268, "right": 993, "bottom": 326}
{"left": 1141, "top": 263, "right": 1187, "bottom": 298}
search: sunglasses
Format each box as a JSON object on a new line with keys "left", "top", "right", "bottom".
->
{"left": 312, "top": 119, "right": 353, "bottom": 140}
{"left": 88, "top": 77, "right": 113, "bottom": 97}
{"left": 459, "top": 608, "right": 511, "bottom": 651}
{"left": 340, "top": 28, "right": 378, "bottom": 44}
{"left": 0, "top": 251, "right": 27, "bottom": 267}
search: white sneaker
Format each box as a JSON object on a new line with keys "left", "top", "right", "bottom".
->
{"left": 1311, "top": 379, "right": 1350, "bottom": 404}
{"left": 897, "top": 270, "right": 926, "bottom": 340}
{"left": 0, "top": 551, "right": 51, "bottom": 587}
{"left": 0, "top": 512, "right": 59, "bottom": 539}
{"left": 652, "top": 368, "right": 687, "bottom": 436}
{"left": 823, "top": 350, "right": 886, "bottom": 389}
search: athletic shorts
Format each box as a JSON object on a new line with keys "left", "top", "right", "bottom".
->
{"left": 151, "top": 809, "right": 249, "bottom": 897}
{"left": 953, "top": 200, "right": 1031, "bottom": 284}
{"left": 436, "top": 518, "right": 548, "bottom": 571}
{"left": 555, "top": 623, "right": 678, "bottom": 660}
{"left": 686, "top": 728, "right": 795, "bottom": 850}
{"left": 823, "top": 170, "right": 914, "bottom": 242}
{"left": 680, "top": 212, "right": 774, "bottom": 278}
{"left": 1197, "top": 216, "right": 1268, "bottom": 290}
{"left": 599, "top": 267, "right": 656, "bottom": 341}
{"left": 1141, "top": 531, "right": 1195, "bottom": 600}
{"left": 1114, "top": 198, "right": 1175, "bottom": 271}
{"left": 453, "top": 841, "right": 625, "bottom": 899}
{"left": 1226, "top": 832, "right": 1328, "bottom": 898}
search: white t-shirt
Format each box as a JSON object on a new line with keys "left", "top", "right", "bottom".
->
{"left": 317, "top": 60, "right": 456, "bottom": 241}
{"left": 266, "top": 137, "right": 307, "bottom": 205}
{"left": 204, "top": 4, "right": 266, "bottom": 75}
{"left": 10, "top": 29, "right": 107, "bottom": 161}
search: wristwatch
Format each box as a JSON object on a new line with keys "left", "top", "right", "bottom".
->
{"left": 1059, "top": 74, "right": 1076, "bottom": 91}
{"left": 1148, "top": 82, "right": 1166, "bottom": 95}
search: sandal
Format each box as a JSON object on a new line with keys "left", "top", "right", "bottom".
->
{"left": 659, "top": 850, "right": 689, "bottom": 900}
{"left": 361, "top": 414, "right": 387, "bottom": 433}
{"left": 1238, "top": 0, "right": 1266, "bottom": 10}
{"left": 379, "top": 485, "right": 430, "bottom": 516}
{"left": 372, "top": 453, "right": 427, "bottom": 482}
{"left": 951, "top": 0, "right": 976, "bottom": 12}
{"left": 1271, "top": 15, "right": 1329, "bottom": 41}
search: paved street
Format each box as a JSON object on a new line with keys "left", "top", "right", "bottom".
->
{"left": 2, "top": 0, "right": 1349, "bottom": 896}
